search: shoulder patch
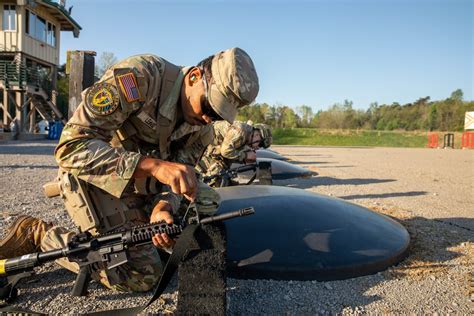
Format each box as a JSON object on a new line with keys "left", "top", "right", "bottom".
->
{"left": 85, "top": 82, "right": 120, "bottom": 116}
{"left": 117, "top": 72, "right": 141, "bottom": 103}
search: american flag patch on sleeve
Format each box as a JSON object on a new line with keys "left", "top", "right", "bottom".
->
{"left": 117, "top": 73, "right": 141, "bottom": 103}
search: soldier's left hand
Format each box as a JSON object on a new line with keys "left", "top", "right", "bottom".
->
{"left": 245, "top": 151, "right": 257, "bottom": 163}
{"left": 150, "top": 201, "right": 176, "bottom": 249}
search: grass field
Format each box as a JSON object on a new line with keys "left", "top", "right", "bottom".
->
{"left": 273, "top": 128, "right": 465, "bottom": 148}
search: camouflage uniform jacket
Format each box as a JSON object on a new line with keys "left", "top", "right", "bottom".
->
{"left": 198, "top": 120, "right": 254, "bottom": 174}
{"left": 55, "top": 54, "right": 213, "bottom": 212}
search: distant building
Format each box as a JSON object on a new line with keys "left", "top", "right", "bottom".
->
{"left": 0, "top": 0, "right": 81, "bottom": 134}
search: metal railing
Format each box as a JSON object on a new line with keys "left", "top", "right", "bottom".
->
{"left": 0, "top": 61, "right": 52, "bottom": 92}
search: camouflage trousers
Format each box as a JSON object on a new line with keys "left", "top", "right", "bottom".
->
{"left": 41, "top": 174, "right": 220, "bottom": 292}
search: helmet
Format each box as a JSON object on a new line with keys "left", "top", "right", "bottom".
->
{"left": 253, "top": 123, "right": 272, "bottom": 148}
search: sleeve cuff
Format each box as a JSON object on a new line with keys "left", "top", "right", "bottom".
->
{"left": 89, "top": 151, "right": 142, "bottom": 198}
{"left": 116, "top": 151, "right": 143, "bottom": 180}
{"left": 238, "top": 150, "right": 247, "bottom": 162}
{"left": 151, "top": 191, "right": 182, "bottom": 214}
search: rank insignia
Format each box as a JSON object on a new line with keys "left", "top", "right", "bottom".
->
{"left": 117, "top": 72, "right": 141, "bottom": 103}
{"left": 85, "top": 83, "right": 120, "bottom": 116}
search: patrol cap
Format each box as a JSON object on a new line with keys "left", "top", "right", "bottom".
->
{"left": 208, "top": 48, "right": 259, "bottom": 123}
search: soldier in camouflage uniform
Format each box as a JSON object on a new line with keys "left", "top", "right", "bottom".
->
{"left": 0, "top": 48, "right": 259, "bottom": 292}
{"left": 196, "top": 121, "right": 272, "bottom": 186}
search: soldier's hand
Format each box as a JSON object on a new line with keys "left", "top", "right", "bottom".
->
{"left": 150, "top": 201, "right": 176, "bottom": 249}
{"left": 245, "top": 151, "right": 257, "bottom": 163}
{"left": 135, "top": 157, "right": 197, "bottom": 201}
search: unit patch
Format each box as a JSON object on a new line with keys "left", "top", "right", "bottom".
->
{"left": 85, "top": 83, "right": 120, "bottom": 116}
{"left": 117, "top": 72, "right": 141, "bottom": 103}
{"left": 85, "top": 82, "right": 120, "bottom": 115}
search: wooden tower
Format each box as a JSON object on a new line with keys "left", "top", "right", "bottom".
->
{"left": 0, "top": 0, "right": 81, "bottom": 135}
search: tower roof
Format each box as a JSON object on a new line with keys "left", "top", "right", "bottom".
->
{"left": 37, "top": 0, "right": 81, "bottom": 37}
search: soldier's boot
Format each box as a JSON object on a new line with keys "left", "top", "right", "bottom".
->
{"left": 0, "top": 215, "right": 53, "bottom": 259}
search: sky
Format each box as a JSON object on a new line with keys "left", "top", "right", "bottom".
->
{"left": 59, "top": 0, "right": 473, "bottom": 111}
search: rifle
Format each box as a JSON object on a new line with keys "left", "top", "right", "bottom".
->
{"left": 203, "top": 161, "right": 272, "bottom": 187}
{"left": 0, "top": 206, "right": 255, "bottom": 301}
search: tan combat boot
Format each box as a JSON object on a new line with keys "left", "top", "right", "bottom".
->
{"left": 0, "top": 215, "right": 53, "bottom": 259}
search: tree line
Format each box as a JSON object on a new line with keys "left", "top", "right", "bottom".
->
{"left": 237, "top": 89, "right": 474, "bottom": 131}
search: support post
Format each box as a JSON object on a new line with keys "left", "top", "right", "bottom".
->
{"left": 51, "top": 65, "right": 58, "bottom": 92}
{"left": 67, "top": 50, "right": 96, "bottom": 119}
{"left": 15, "top": 91, "right": 23, "bottom": 132}
{"left": 2, "top": 91, "right": 9, "bottom": 126}
{"left": 29, "top": 100, "right": 36, "bottom": 133}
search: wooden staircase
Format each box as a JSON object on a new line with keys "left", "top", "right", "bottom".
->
{"left": 30, "top": 88, "right": 67, "bottom": 124}
{"left": 1, "top": 60, "right": 67, "bottom": 133}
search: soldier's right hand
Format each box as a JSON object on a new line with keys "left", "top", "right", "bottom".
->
{"left": 134, "top": 157, "right": 197, "bottom": 201}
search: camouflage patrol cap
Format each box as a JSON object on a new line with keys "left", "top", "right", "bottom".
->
{"left": 208, "top": 48, "right": 259, "bottom": 123}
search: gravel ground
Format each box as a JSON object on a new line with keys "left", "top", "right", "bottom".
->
{"left": 0, "top": 140, "right": 472, "bottom": 315}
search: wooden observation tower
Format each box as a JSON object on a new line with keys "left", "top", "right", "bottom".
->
{"left": 0, "top": 0, "right": 81, "bottom": 136}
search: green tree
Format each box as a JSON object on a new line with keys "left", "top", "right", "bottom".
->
{"left": 296, "top": 105, "right": 313, "bottom": 127}
{"left": 280, "top": 106, "right": 299, "bottom": 128}
{"left": 450, "top": 89, "right": 463, "bottom": 102}
{"left": 95, "top": 52, "right": 118, "bottom": 78}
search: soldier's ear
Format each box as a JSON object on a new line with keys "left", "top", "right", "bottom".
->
{"left": 189, "top": 67, "right": 202, "bottom": 84}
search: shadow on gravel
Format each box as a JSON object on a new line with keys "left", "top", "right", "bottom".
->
{"left": 95, "top": 276, "right": 178, "bottom": 301}
{"left": 279, "top": 154, "right": 334, "bottom": 158}
{"left": 326, "top": 211, "right": 474, "bottom": 314}
{"left": 381, "top": 215, "right": 473, "bottom": 282}
{"left": 2, "top": 164, "right": 57, "bottom": 169}
{"left": 339, "top": 191, "right": 428, "bottom": 200}
{"left": 0, "top": 142, "right": 56, "bottom": 156}
{"left": 287, "top": 160, "right": 333, "bottom": 165}
{"left": 315, "top": 165, "right": 355, "bottom": 168}
{"left": 277, "top": 176, "right": 396, "bottom": 189}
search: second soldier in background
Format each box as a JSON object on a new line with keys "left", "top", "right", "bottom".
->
{"left": 197, "top": 121, "right": 272, "bottom": 186}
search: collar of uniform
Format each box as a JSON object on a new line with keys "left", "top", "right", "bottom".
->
{"left": 159, "top": 66, "right": 191, "bottom": 121}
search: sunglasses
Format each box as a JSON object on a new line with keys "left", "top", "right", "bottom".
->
{"left": 201, "top": 71, "right": 223, "bottom": 121}
{"left": 250, "top": 132, "right": 264, "bottom": 147}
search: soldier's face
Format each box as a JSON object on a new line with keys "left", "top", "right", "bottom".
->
{"left": 250, "top": 130, "right": 262, "bottom": 150}
{"left": 181, "top": 68, "right": 216, "bottom": 126}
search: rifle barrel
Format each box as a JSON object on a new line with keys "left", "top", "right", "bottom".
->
{"left": 234, "top": 164, "right": 258, "bottom": 173}
{"left": 200, "top": 207, "right": 255, "bottom": 225}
